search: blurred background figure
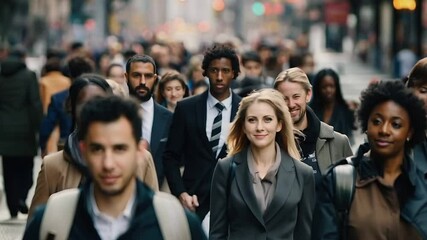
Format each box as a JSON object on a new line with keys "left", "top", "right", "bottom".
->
{"left": 155, "top": 70, "right": 189, "bottom": 112}
{"left": 192, "top": 80, "right": 209, "bottom": 96}
{"left": 233, "top": 76, "right": 270, "bottom": 98}
{"left": 38, "top": 57, "right": 71, "bottom": 154}
{"left": 106, "top": 63, "right": 128, "bottom": 95}
{"left": 405, "top": 57, "right": 427, "bottom": 174}
{"left": 0, "top": 47, "right": 43, "bottom": 218}
{"left": 39, "top": 55, "right": 95, "bottom": 157}
{"left": 240, "top": 51, "right": 274, "bottom": 87}
{"left": 186, "top": 54, "right": 206, "bottom": 95}
{"left": 150, "top": 42, "right": 174, "bottom": 76}
{"left": 106, "top": 79, "right": 128, "bottom": 97}
{"left": 310, "top": 68, "right": 355, "bottom": 144}
{"left": 289, "top": 52, "right": 316, "bottom": 83}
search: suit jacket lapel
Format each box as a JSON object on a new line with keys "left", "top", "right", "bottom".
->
{"left": 150, "top": 103, "right": 164, "bottom": 155}
{"left": 196, "top": 91, "right": 210, "bottom": 145}
{"left": 263, "top": 149, "right": 296, "bottom": 223}
{"left": 234, "top": 150, "right": 264, "bottom": 225}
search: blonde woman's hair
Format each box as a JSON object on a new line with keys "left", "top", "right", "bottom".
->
{"left": 227, "top": 89, "right": 301, "bottom": 160}
{"left": 273, "top": 67, "right": 312, "bottom": 93}
{"left": 106, "top": 79, "right": 128, "bottom": 97}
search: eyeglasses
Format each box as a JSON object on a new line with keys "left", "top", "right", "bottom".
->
{"left": 208, "top": 67, "right": 232, "bottom": 74}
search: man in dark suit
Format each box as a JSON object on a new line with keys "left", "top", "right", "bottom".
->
{"left": 125, "top": 54, "right": 172, "bottom": 186}
{"left": 163, "top": 44, "right": 241, "bottom": 220}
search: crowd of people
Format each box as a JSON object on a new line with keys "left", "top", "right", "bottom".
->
{"left": 0, "top": 36, "right": 427, "bottom": 239}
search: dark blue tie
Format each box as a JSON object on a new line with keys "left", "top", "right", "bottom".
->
{"left": 210, "top": 103, "right": 225, "bottom": 155}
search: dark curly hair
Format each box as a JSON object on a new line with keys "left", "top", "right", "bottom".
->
{"left": 201, "top": 44, "right": 240, "bottom": 79}
{"left": 78, "top": 96, "right": 142, "bottom": 143}
{"left": 358, "top": 80, "right": 426, "bottom": 147}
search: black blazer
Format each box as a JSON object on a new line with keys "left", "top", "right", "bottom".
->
{"left": 163, "top": 90, "right": 241, "bottom": 219}
{"left": 210, "top": 147, "right": 315, "bottom": 240}
{"left": 150, "top": 102, "right": 172, "bottom": 186}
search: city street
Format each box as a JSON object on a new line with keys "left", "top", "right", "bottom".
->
{"left": 0, "top": 49, "right": 389, "bottom": 238}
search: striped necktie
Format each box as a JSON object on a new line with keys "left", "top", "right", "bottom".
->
{"left": 210, "top": 102, "right": 225, "bottom": 155}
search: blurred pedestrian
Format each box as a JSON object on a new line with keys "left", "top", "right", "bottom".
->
{"left": 240, "top": 51, "right": 274, "bottom": 86}
{"left": 274, "top": 67, "right": 352, "bottom": 190}
{"left": 125, "top": 54, "right": 172, "bottom": 186}
{"left": 185, "top": 54, "right": 206, "bottom": 94}
{"left": 28, "top": 74, "right": 159, "bottom": 219}
{"left": 405, "top": 57, "right": 427, "bottom": 175}
{"left": 192, "top": 80, "right": 209, "bottom": 96}
{"left": 155, "top": 70, "right": 189, "bottom": 112}
{"left": 25, "top": 96, "right": 206, "bottom": 240}
{"left": 313, "top": 81, "right": 427, "bottom": 240}
{"left": 0, "top": 47, "right": 43, "bottom": 218}
{"left": 210, "top": 89, "right": 315, "bottom": 240}
{"left": 106, "top": 63, "right": 128, "bottom": 95}
{"left": 39, "top": 57, "right": 71, "bottom": 154}
{"left": 163, "top": 44, "right": 241, "bottom": 221}
{"left": 39, "top": 55, "right": 95, "bottom": 157}
{"left": 310, "top": 68, "right": 355, "bottom": 144}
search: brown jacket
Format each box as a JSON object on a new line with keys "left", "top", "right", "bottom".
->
{"left": 39, "top": 71, "right": 70, "bottom": 114}
{"left": 28, "top": 148, "right": 158, "bottom": 219}
{"left": 348, "top": 174, "right": 422, "bottom": 240}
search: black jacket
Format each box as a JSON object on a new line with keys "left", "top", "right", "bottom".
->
{"left": 0, "top": 57, "right": 42, "bottom": 156}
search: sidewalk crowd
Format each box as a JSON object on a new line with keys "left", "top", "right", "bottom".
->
{"left": 1, "top": 32, "right": 426, "bottom": 240}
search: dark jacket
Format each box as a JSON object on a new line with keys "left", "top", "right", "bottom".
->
{"left": 0, "top": 57, "right": 42, "bottom": 156}
{"left": 412, "top": 139, "right": 427, "bottom": 175}
{"left": 24, "top": 179, "right": 207, "bottom": 240}
{"left": 313, "top": 143, "right": 427, "bottom": 240}
{"left": 163, "top": 90, "right": 241, "bottom": 220}
{"left": 150, "top": 102, "right": 173, "bottom": 186}
{"left": 39, "top": 90, "right": 72, "bottom": 151}
{"left": 311, "top": 102, "right": 355, "bottom": 144}
{"left": 210, "top": 147, "right": 315, "bottom": 240}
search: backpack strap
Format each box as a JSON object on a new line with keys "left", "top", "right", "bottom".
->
{"left": 332, "top": 157, "right": 356, "bottom": 240}
{"left": 153, "top": 191, "right": 191, "bottom": 240}
{"left": 40, "top": 188, "right": 80, "bottom": 240}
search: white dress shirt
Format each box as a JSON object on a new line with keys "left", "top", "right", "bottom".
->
{"left": 206, "top": 90, "right": 232, "bottom": 158}
{"left": 89, "top": 185, "right": 136, "bottom": 240}
{"left": 141, "top": 98, "right": 154, "bottom": 144}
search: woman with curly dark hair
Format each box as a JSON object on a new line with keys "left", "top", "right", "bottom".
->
{"left": 313, "top": 80, "right": 427, "bottom": 240}
{"left": 310, "top": 68, "right": 355, "bottom": 143}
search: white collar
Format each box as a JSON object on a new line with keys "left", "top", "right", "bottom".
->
{"left": 90, "top": 184, "right": 136, "bottom": 220}
{"left": 207, "top": 90, "right": 232, "bottom": 110}
{"left": 140, "top": 97, "right": 154, "bottom": 110}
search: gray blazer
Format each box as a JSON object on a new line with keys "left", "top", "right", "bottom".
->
{"left": 210, "top": 147, "right": 315, "bottom": 240}
{"left": 316, "top": 122, "right": 353, "bottom": 174}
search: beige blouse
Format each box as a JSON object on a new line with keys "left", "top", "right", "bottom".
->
{"left": 247, "top": 144, "right": 281, "bottom": 213}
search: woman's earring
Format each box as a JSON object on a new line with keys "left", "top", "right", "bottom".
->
{"left": 407, "top": 137, "right": 410, "bottom": 142}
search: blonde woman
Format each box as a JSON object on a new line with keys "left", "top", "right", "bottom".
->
{"left": 210, "top": 89, "right": 315, "bottom": 240}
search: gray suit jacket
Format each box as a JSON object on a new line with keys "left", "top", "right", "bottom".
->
{"left": 316, "top": 122, "right": 353, "bottom": 175}
{"left": 210, "top": 147, "right": 315, "bottom": 240}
